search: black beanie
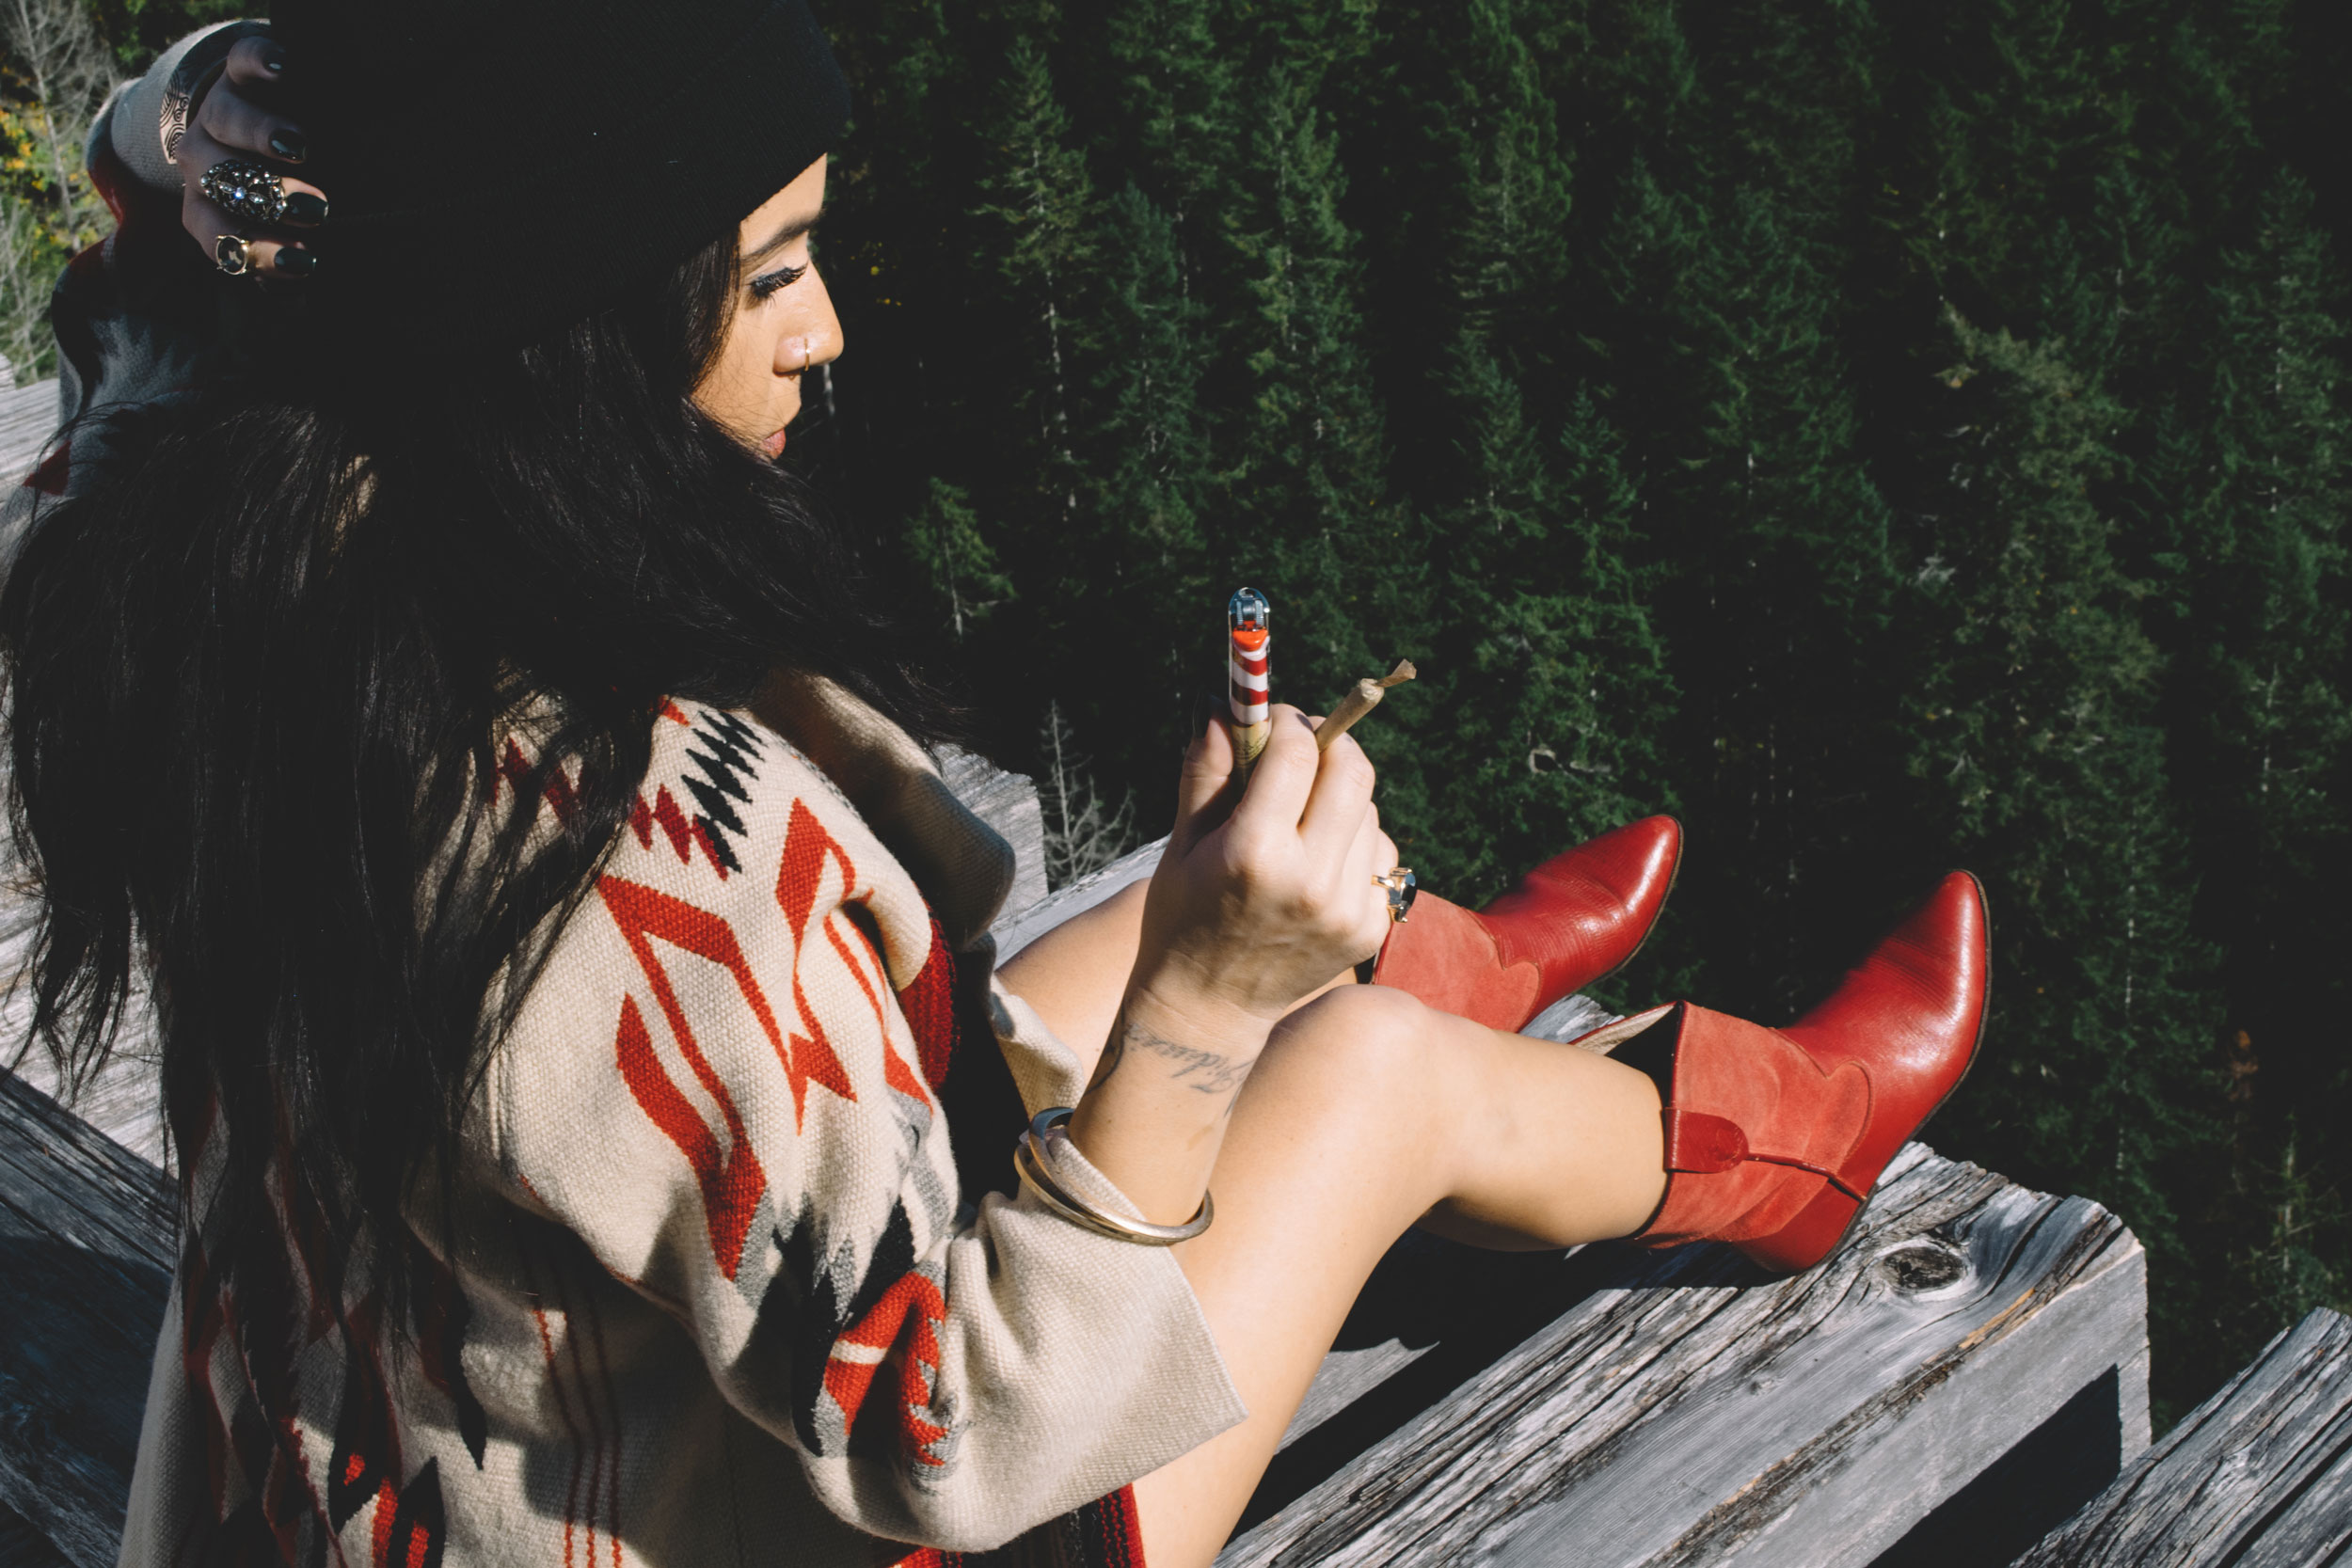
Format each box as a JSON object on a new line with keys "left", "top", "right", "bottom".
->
{"left": 268, "top": 0, "right": 850, "bottom": 355}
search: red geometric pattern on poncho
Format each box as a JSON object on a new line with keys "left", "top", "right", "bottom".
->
{"left": 119, "top": 697, "right": 1227, "bottom": 1568}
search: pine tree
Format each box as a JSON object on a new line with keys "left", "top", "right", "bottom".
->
{"left": 1213, "top": 45, "right": 1431, "bottom": 843}
{"left": 1914, "top": 317, "right": 2218, "bottom": 1397}
{"left": 1071, "top": 182, "right": 1218, "bottom": 789}
{"left": 904, "top": 477, "right": 1013, "bottom": 643}
{"left": 1377, "top": 0, "right": 1675, "bottom": 918}
{"left": 2168, "top": 174, "right": 2352, "bottom": 1394}
{"left": 973, "top": 28, "right": 1095, "bottom": 544}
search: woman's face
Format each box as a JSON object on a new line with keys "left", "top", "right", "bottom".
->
{"left": 695, "top": 156, "right": 840, "bottom": 459}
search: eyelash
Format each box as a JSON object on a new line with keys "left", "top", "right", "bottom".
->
{"left": 750, "top": 261, "right": 808, "bottom": 299}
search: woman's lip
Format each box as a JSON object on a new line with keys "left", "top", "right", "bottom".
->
{"left": 763, "top": 428, "right": 788, "bottom": 458}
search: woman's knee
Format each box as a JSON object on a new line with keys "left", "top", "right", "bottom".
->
{"left": 1252, "top": 983, "right": 1443, "bottom": 1113}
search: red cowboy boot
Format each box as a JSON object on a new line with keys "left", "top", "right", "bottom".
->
{"left": 1582, "top": 871, "right": 1989, "bottom": 1274}
{"left": 1372, "top": 816, "right": 1682, "bottom": 1032}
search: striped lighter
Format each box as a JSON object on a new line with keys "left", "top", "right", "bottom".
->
{"left": 1229, "top": 587, "right": 1271, "bottom": 785}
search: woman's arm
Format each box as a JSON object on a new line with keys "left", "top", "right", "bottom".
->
{"left": 489, "top": 702, "right": 1251, "bottom": 1552}
{"left": 1067, "top": 707, "right": 1394, "bottom": 1224}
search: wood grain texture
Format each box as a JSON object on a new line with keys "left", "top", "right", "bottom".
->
{"left": 0, "top": 1500, "right": 75, "bottom": 1568}
{"left": 0, "top": 1069, "right": 173, "bottom": 1568}
{"left": 938, "top": 747, "right": 1049, "bottom": 927}
{"left": 0, "top": 379, "right": 59, "bottom": 489}
{"left": 2016, "top": 1307, "right": 2352, "bottom": 1567}
{"left": 1221, "top": 1145, "right": 2147, "bottom": 1568}
{"left": 992, "top": 835, "right": 1164, "bottom": 959}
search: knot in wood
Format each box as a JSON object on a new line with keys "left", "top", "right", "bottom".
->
{"left": 1872, "top": 1237, "right": 1969, "bottom": 1293}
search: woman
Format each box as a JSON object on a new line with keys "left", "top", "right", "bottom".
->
{"left": 2, "top": 5, "right": 1986, "bottom": 1565}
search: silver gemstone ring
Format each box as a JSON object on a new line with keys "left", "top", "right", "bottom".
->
{"left": 200, "top": 159, "right": 288, "bottom": 226}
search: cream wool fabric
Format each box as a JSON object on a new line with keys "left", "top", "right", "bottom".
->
{"left": 118, "top": 697, "right": 1245, "bottom": 1567}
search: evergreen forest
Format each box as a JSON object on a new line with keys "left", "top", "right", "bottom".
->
{"left": 799, "top": 0, "right": 2352, "bottom": 1429}
{"left": 7, "top": 0, "right": 2351, "bottom": 1429}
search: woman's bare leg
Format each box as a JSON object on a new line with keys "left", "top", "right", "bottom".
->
{"left": 1130, "top": 984, "right": 1667, "bottom": 1568}
{"left": 998, "top": 879, "right": 1359, "bottom": 1080}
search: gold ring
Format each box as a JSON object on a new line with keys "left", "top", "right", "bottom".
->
{"left": 213, "top": 233, "right": 254, "bottom": 276}
{"left": 1375, "top": 866, "right": 1417, "bottom": 924}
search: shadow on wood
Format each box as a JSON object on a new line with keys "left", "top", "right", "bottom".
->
{"left": 1866, "top": 1366, "right": 2124, "bottom": 1567}
{"left": 1219, "top": 1146, "right": 2149, "bottom": 1568}
{"left": 0, "top": 1070, "right": 173, "bottom": 1568}
{"left": 2016, "top": 1307, "right": 2352, "bottom": 1566}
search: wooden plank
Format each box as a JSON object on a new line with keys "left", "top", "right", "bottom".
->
{"left": 0, "top": 379, "right": 59, "bottom": 489}
{"left": 938, "top": 747, "right": 1049, "bottom": 927}
{"left": 1220, "top": 1144, "right": 2147, "bottom": 1568}
{"left": 0, "top": 1501, "right": 75, "bottom": 1568}
{"left": 2016, "top": 1307, "right": 2352, "bottom": 1566}
{"left": 0, "top": 1069, "right": 173, "bottom": 1568}
{"left": 993, "top": 835, "right": 1163, "bottom": 959}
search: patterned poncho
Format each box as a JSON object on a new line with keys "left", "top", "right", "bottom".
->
{"left": 118, "top": 694, "right": 1244, "bottom": 1567}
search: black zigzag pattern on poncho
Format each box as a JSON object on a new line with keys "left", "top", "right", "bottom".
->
{"left": 680, "top": 708, "right": 763, "bottom": 874}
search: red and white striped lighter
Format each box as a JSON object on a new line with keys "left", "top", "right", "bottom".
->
{"left": 1229, "top": 587, "right": 1271, "bottom": 785}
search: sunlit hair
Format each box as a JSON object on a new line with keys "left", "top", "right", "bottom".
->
{"left": 1, "top": 230, "right": 949, "bottom": 1319}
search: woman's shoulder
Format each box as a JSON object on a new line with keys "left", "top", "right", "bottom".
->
{"left": 589, "top": 697, "right": 938, "bottom": 964}
{"left": 473, "top": 696, "right": 968, "bottom": 1310}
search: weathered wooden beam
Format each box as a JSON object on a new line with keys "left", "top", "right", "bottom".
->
{"left": 0, "top": 1069, "right": 173, "bottom": 1568}
{"left": 993, "top": 835, "right": 1162, "bottom": 959}
{"left": 1221, "top": 1142, "right": 2148, "bottom": 1568}
{"left": 939, "top": 747, "right": 1049, "bottom": 928}
{"left": 0, "top": 378, "right": 59, "bottom": 490}
{"left": 2015, "top": 1307, "right": 2352, "bottom": 1566}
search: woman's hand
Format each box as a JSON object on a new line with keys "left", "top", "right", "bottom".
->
{"left": 178, "top": 37, "right": 327, "bottom": 277}
{"left": 1065, "top": 705, "right": 1396, "bottom": 1222}
{"left": 1130, "top": 705, "right": 1398, "bottom": 1027}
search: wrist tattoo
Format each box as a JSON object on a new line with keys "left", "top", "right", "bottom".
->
{"left": 1089, "top": 1014, "right": 1258, "bottom": 1095}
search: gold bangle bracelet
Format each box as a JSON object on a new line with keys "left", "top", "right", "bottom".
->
{"left": 1013, "top": 1108, "right": 1213, "bottom": 1246}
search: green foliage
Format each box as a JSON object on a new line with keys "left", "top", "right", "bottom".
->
{"left": 1915, "top": 319, "right": 2219, "bottom": 1403}
{"left": 804, "top": 0, "right": 2352, "bottom": 1424}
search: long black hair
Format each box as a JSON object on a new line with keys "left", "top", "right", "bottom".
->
{"left": 1, "top": 230, "right": 948, "bottom": 1311}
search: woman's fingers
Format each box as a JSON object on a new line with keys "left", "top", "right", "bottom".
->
{"left": 177, "top": 118, "right": 325, "bottom": 277}
{"left": 1297, "top": 729, "right": 1376, "bottom": 863}
{"left": 183, "top": 114, "right": 326, "bottom": 210}
{"left": 198, "top": 76, "right": 315, "bottom": 172}
{"left": 178, "top": 39, "right": 327, "bottom": 273}
{"left": 1230, "top": 705, "right": 1322, "bottom": 834}
{"left": 234, "top": 237, "right": 318, "bottom": 278}
{"left": 1332, "top": 810, "right": 1395, "bottom": 961}
{"left": 1170, "top": 717, "right": 1238, "bottom": 851}
{"left": 221, "top": 34, "right": 288, "bottom": 94}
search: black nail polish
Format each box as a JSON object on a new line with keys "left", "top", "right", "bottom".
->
{"left": 269, "top": 131, "right": 308, "bottom": 162}
{"left": 262, "top": 51, "right": 287, "bottom": 72}
{"left": 281, "top": 192, "right": 328, "bottom": 226}
{"left": 273, "top": 247, "right": 319, "bottom": 277}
